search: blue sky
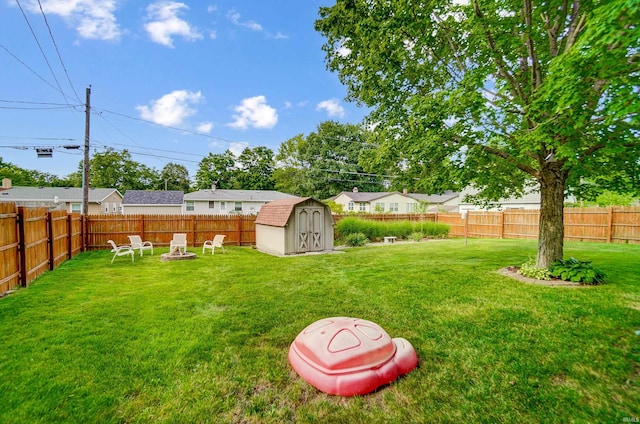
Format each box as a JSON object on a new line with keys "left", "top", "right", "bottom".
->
{"left": 0, "top": 0, "right": 365, "bottom": 182}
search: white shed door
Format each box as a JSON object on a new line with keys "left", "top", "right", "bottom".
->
{"left": 296, "top": 207, "right": 324, "bottom": 252}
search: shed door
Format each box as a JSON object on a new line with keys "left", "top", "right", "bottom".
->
{"left": 296, "top": 207, "right": 324, "bottom": 253}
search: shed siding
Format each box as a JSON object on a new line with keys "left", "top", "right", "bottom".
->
{"left": 255, "top": 224, "right": 286, "bottom": 256}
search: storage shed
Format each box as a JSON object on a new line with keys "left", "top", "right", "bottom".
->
{"left": 255, "top": 197, "right": 334, "bottom": 256}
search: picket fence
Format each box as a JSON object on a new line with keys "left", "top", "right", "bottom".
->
{"left": 1, "top": 203, "right": 638, "bottom": 295}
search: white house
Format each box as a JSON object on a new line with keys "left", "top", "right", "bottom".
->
{"left": 182, "top": 188, "right": 296, "bottom": 215}
{"left": 331, "top": 188, "right": 460, "bottom": 214}
{"left": 457, "top": 187, "right": 544, "bottom": 212}
{"left": 0, "top": 178, "right": 122, "bottom": 214}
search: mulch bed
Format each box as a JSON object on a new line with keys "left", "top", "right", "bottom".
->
{"left": 498, "top": 266, "right": 585, "bottom": 287}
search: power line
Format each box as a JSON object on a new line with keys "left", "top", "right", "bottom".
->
{"left": 14, "top": 0, "right": 70, "bottom": 103}
{"left": 36, "top": 0, "right": 81, "bottom": 103}
{"left": 0, "top": 43, "right": 60, "bottom": 93}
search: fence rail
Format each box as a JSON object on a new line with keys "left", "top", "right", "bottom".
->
{"left": 0, "top": 203, "right": 638, "bottom": 296}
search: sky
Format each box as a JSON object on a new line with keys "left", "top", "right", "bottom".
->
{"left": 0, "top": 0, "right": 366, "bottom": 184}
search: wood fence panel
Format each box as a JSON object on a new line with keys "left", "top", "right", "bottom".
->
{"left": 18, "top": 207, "right": 49, "bottom": 286}
{"left": 0, "top": 202, "right": 20, "bottom": 294}
{"left": 69, "top": 213, "right": 83, "bottom": 258}
{"left": 86, "top": 214, "right": 142, "bottom": 249}
{"left": 436, "top": 213, "right": 465, "bottom": 237}
{"left": 611, "top": 207, "right": 640, "bottom": 244}
{"left": 467, "top": 212, "right": 502, "bottom": 239}
{"left": 564, "top": 208, "right": 609, "bottom": 242}
{"left": 503, "top": 209, "right": 538, "bottom": 239}
{"left": 49, "top": 210, "right": 69, "bottom": 269}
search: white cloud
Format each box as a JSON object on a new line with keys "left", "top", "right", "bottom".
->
{"left": 229, "top": 142, "right": 248, "bottom": 156}
{"left": 228, "top": 96, "right": 278, "bottom": 129}
{"left": 25, "top": 0, "right": 121, "bottom": 41}
{"left": 316, "top": 98, "right": 345, "bottom": 118}
{"left": 136, "top": 90, "right": 203, "bottom": 126}
{"left": 197, "top": 122, "right": 213, "bottom": 133}
{"left": 144, "top": 1, "right": 203, "bottom": 48}
{"left": 227, "top": 10, "right": 263, "bottom": 31}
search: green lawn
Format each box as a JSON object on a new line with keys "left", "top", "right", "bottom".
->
{"left": 0, "top": 239, "right": 638, "bottom": 423}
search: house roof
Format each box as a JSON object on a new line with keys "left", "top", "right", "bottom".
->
{"left": 255, "top": 197, "right": 315, "bottom": 227}
{"left": 122, "top": 190, "right": 184, "bottom": 205}
{"left": 0, "top": 186, "right": 121, "bottom": 202}
{"left": 406, "top": 190, "right": 460, "bottom": 204}
{"left": 336, "top": 191, "right": 402, "bottom": 202}
{"left": 336, "top": 190, "right": 460, "bottom": 204}
{"left": 183, "top": 189, "right": 296, "bottom": 202}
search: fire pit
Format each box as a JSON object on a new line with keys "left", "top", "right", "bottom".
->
{"left": 160, "top": 246, "right": 197, "bottom": 262}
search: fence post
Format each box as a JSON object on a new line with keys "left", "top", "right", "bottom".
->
{"left": 237, "top": 215, "right": 242, "bottom": 246}
{"left": 607, "top": 207, "right": 613, "bottom": 243}
{"left": 67, "top": 213, "right": 72, "bottom": 260}
{"left": 499, "top": 211, "right": 505, "bottom": 239}
{"left": 17, "top": 208, "right": 27, "bottom": 287}
{"left": 47, "top": 211, "right": 55, "bottom": 271}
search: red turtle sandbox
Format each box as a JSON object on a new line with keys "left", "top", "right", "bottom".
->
{"left": 288, "top": 317, "right": 418, "bottom": 396}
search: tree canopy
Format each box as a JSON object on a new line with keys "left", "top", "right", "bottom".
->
{"left": 195, "top": 147, "right": 275, "bottom": 190}
{"left": 316, "top": 0, "right": 639, "bottom": 266}
{"left": 273, "top": 121, "right": 384, "bottom": 199}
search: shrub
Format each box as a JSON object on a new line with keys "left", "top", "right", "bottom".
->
{"left": 335, "top": 217, "right": 450, "bottom": 242}
{"left": 345, "top": 232, "right": 369, "bottom": 247}
{"left": 517, "top": 259, "right": 551, "bottom": 280}
{"left": 549, "top": 258, "right": 606, "bottom": 285}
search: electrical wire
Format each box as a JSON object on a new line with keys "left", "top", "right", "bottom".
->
{"left": 14, "top": 0, "right": 70, "bottom": 104}
{"left": 36, "top": 0, "right": 81, "bottom": 102}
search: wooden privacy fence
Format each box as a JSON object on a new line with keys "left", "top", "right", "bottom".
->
{"left": 86, "top": 214, "right": 257, "bottom": 251}
{"left": 0, "top": 203, "right": 83, "bottom": 294}
{"left": 438, "top": 207, "right": 640, "bottom": 243}
{"left": 1, "top": 203, "right": 639, "bottom": 296}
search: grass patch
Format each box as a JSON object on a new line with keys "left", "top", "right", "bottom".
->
{"left": 0, "top": 240, "right": 639, "bottom": 423}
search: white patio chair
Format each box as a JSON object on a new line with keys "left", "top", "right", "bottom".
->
{"left": 202, "top": 234, "right": 226, "bottom": 255}
{"left": 107, "top": 240, "right": 134, "bottom": 263}
{"left": 169, "top": 233, "right": 187, "bottom": 255}
{"left": 128, "top": 235, "right": 153, "bottom": 256}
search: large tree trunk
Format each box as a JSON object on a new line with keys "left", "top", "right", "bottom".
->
{"left": 537, "top": 163, "right": 568, "bottom": 268}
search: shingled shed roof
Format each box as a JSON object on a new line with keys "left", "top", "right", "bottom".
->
{"left": 255, "top": 197, "right": 312, "bottom": 227}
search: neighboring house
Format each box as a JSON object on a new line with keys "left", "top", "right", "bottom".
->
{"left": 182, "top": 188, "right": 297, "bottom": 215}
{"left": 0, "top": 178, "right": 122, "bottom": 214}
{"left": 406, "top": 191, "right": 460, "bottom": 212}
{"left": 331, "top": 188, "right": 460, "bottom": 214}
{"left": 456, "top": 186, "right": 580, "bottom": 212}
{"left": 122, "top": 190, "right": 184, "bottom": 215}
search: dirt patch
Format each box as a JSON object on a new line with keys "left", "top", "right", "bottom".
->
{"left": 497, "top": 267, "right": 585, "bottom": 287}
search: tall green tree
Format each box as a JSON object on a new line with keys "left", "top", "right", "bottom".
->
{"left": 235, "top": 146, "right": 275, "bottom": 190}
{"left": 195, "top": 150, "right": 237, "bottom": 189}
{"left": 0, "top": 158, "right": 77, "bottom": 187}
{"left": 274, "top": 121, "right": 384, "bottom": 199}
{"left": 316, "top": 0, "right": 639, "bottom": 267}
{"left": 160, "top": 163, "right": 191, "bottom": 192}
{"left": 78, "top": 148, "right": 160, "bottom": 192}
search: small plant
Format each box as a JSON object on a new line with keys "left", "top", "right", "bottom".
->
{"left": 344, "top": 232, "right": 369, "bottom": 247}
{"left": 549, "top": 257, "right": 606, "bottom": 285}
{"left": 517, "top": 259, "right": 551, "bottom": 280}
{"left": 408, "top": 232, "right": 424, "bottom": 242}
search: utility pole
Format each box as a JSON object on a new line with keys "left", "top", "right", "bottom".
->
{"left": 82, "top": 86, "right": 91, "bottom": 214}
{"left": 82, "top": 85, "right": 91, "bottom": 250}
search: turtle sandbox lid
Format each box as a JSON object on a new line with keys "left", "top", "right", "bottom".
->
{"left": 288, "top": 317, "right": 418, "bottom": 396}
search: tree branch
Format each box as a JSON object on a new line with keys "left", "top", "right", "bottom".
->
{"left": 563, "top": 0, "right": 587, "bottom": 53}
{"left": 473, "top": 0, "right": 527, "bottom": 102}
{"left": 479, "top": 144, "right": 538, "bottom": 177}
